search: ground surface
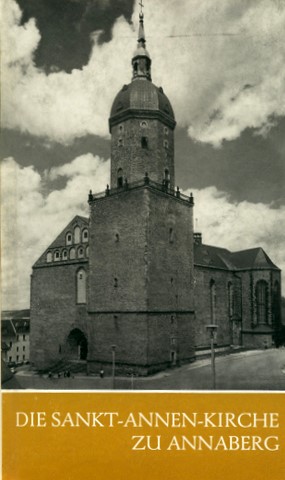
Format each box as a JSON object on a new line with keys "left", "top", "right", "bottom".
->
{"left": 3, "top": 348, "right": 285, "bottom": 391}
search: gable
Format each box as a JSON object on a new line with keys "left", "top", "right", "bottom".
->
{"left": 33, "top": 215, "right": 89, "bottom": 267}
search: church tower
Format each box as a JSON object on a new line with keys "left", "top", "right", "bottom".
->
{"left": 87, "top": 8, "right": 195, "bottom": 374}
{"left": 109, "top": 10, "right": 176, "bottom": 189}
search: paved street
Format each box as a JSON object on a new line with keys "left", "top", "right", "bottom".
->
{"left": 4, "top": 348, "right": 285, "bottom": 391}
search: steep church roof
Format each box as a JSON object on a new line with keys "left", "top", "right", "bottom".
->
{"left": 231, "top": 247, "right": 279, "bottom": 269}
{"left": 194, "top": 243, "right": 279, "bottom": 271}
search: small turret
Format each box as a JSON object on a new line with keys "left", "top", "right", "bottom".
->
{"left": 132, "top": 10, "right": 151, "bottom": 80}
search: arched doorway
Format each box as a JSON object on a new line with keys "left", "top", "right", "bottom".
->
{"left": 66, "top": 328, "right": 88, "bottom": 360}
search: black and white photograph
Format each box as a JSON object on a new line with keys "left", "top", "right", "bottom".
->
{"left": 1, "top": 0, "right": 285, "bottom": 391}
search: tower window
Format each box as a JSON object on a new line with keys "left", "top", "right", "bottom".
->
{"left": 114, "top": 278, "right": 118, "bottom": 288}
{"left": 118, "top": 138, "right": 123, "bottom": 147}
{"left": 118, "top": 124, "right": 124, "bottom": 133}
{"left": 164, "top": 140, "right": 169, "bottom": 149}
{"left": 141, "top": 136, "right": 148, "bottom": 148}
{"left": 140, "top": 121, "right": 148, "bottom": 128}
{"left": 164, "top": 126, "right": 169, "bottom": 135}
{"left": 169, "top": 228, "right": 174, "bottom": 243}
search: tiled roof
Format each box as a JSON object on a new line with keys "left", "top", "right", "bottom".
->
{"left": 194, "top": 244, "right": 279, "bottom": 271}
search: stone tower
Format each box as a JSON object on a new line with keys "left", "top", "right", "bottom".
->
{"left": 87, "top": 11, "right": 195, "bottom": 374}
{"left": 109, "top": 11, "right": 176, "bottom": 190}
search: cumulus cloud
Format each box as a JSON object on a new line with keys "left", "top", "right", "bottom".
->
{"left": 1, "top": 155, "right": 110, "bottom": 309}
{"left": 1, "top": 156, "right": 284, "bottom": 309}
{"left": 2, "top": 0, "right": 285, "bottom": 146}
{"left": 189, "top": 186, "right": 285, "bottom": 275}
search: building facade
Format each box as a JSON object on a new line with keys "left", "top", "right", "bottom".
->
{"left": 30, "top": 12, "right": 282, "bottom": 374}
{"left": 1, "top": 310, "right": 30, "bottom": 365}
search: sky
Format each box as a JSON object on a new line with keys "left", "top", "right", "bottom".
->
{"left": 1, "top": 0, "right": 285, "bottom": 309}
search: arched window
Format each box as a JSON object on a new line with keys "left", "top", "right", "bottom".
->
{"left": 256, "top": 280, "right": 268, "bottom": 324}
{"left": 54, "top": 250, "right": 60, "bottom": 262}
{"left": 164, "top": 139, "right": 169, "bottom": 149}
{"left": 117, "top": 168, "right": 123, "bottom": 187}
{"left": 82, "top": 229, "right": 88, "bottom": 243}
{"left": 78, "top": 247, "right": 84, "bottom": 258}
{"left": 62, "top": 249, "right": 68, "bottom": 260}
{"left": 210, "top": 280, "right": 216, "bottom": 324}
{"left": 74, "top": 226, "right": 81, "bottom": 244}
{"left": 86, "top": 246, "right": 89, "bottom": 258}
{"left": 70, "top": 248, "right": 76, "bottom": 260}
{"left": 66, "top": 232, "right": 72, "bottom": 245}
{"left": 46, "top": 252, "right": 52, "bottom": 263}
{"left": 228, "top": 282, "right": 233, "bottom": 318}
{"left": 272, "top": 280, "right": 281, "bottom": 333}
{"left": 77, "top": 269, "right": 86, "bottom": 304}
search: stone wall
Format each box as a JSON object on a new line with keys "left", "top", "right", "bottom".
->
{"left": 110, "top": 118, "right": 175, "bottom": 188}
{"left": 30, "top": 262, "right": 88, "bottom": 369}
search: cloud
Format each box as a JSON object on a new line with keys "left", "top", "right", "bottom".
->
{"left": 2, "top": 0, "right": 285, "bottom": 146}
{"left": 1, "top": 157, "right": 284, "bottom": 309}
{"left": 1, "top": 155, "right": 110, "bottom": 309}
{"left": 188, "top": 186, "right": 285, "bottom": 276}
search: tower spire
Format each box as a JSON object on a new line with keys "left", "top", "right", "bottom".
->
{"left": 132, "top": 1, "right": 152, "bottom": 81}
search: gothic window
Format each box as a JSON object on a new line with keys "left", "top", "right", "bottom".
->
{"left": 141, "top": 136, "right": 148, "bottom": 148}
{"left": 70, "top": 248, "right": 76, "bottom": 260}
{"left": 228, "top": 282, "right": 233, "bottom": 318}
{"left": 164, "top": 139, "right": 169, "bottom": 149}
{"left": 66, "top": 232, "right": 72, "bottom": 245}
{"left": 164, "top": 126, "right": 169, "bottom": 135}
{"left": 46, "top": 252, "right": 52, "bottom": 263}
{"left": 210, "top": 280, "right": 216, "bottom": 324}
{"left": 118, "top": 124, "right": 124, "bottom": 133}
{"left": 74, "top": 226, "right": 81, "bottom": 244}
{"left": 140, "top": 121, "right": 148, "bottom": 128}
{"left": 54, "top": 250, "right": 60, "bottom": 262}
{"left": 117, "top": 168, "right": 123, "bottom": 187}
{"left": 256, "top": 280, "right": 268, "bottom": 324}
{"left": 62, "top": 249, "right": 68, "bottom": 260}
{"left": 82, "top": 229, "right": 88, "bottom": 243}
{"left": 118, "top": 138, "right": 123, "bottom": 147}
{"left": 77, "top": 269, "right": 86, "bottom": 304}
{"left": 272, "top": 281, "right": 281, "bottom": 329}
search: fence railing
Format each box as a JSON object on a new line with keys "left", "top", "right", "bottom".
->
{"left": 88, "top": 175, "right": 194, "bottom": 205}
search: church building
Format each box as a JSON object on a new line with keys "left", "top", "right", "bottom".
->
{"left": 30, "top": 11, "right": 282, "bottom": 375}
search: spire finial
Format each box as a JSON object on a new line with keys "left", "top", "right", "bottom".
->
{"left": 132, "top": 0, "right": 151, "bottom": 81}
{"left": 139, "top": 0, "right": 144, "bottom": 17}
